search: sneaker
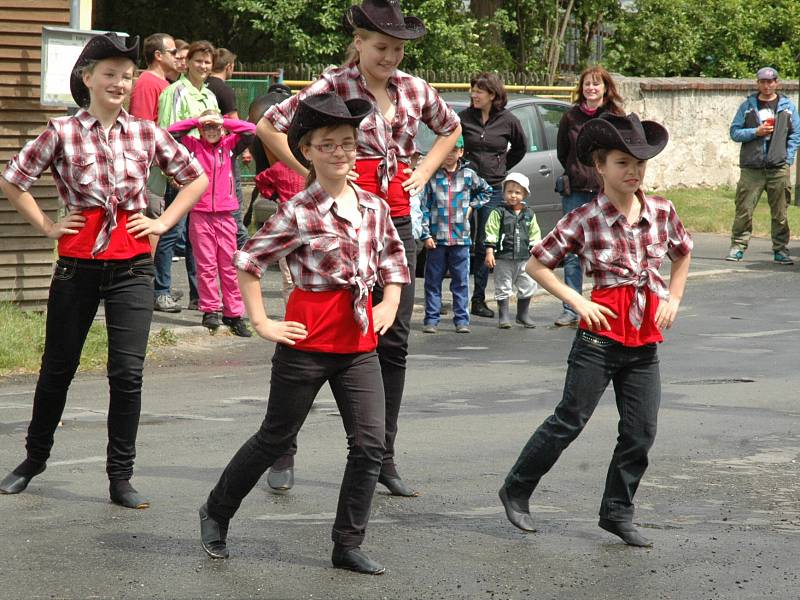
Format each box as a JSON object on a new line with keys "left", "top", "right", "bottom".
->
{"left": 774, "top": 250, "right": 794, "bottom": 265}
{"left": 725, "top": 247, "right": 744, "bottom": 262}
{"left": 223, "top": 316, "right": 252, "bottom": 337}
{"left": 554, "top": 311, "right": 578, "bottom": 327}
{"left": 170, "top": 289, "right": 184, "bottom": 301}
{"left": 422, "top": 324, "right": 438, "bottom": 334}
{"left": 202, "top": 312, "right": 221, "bottom": 331}
{"left": 187, "top": 298, "right": 199, "bottom": 311}
{"left": 154, "top": 293, "right": 181, "bottom": 313}
{"left": 455, "top": 324, "right": 471, "bottom": 333}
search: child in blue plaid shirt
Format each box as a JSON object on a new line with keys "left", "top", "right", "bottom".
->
{"left": 420, "top": 137, "right": 492, "bottom": 332}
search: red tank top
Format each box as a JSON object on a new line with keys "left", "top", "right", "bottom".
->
{"left": 57, "top": 208, "right": 151, "bottom": 260}
{"left": 284, "top": 288, "right": 377, "bottom": 353}
{"left": 579, "top": 285, "right": 663, "bottom": 346}
{"left": 354, "top": 158, "right": 411, "bottom": 218}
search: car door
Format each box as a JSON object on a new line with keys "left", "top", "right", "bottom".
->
{"left": 509, "top": 102, "right": 562, "bottom": 233}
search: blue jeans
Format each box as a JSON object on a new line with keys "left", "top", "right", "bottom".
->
{"left": 471, "top": 188, "right": 504, "bottom": 303}
{"left": 25, "top": 254, "right": 154, "bottom": 480}
{"left": 153, "top": 186, "right": 198, "bottom": 300}
{"left": 232, "top": 160, "right": 249, "bottom": 249}
{"left": 560, "top": 191, "right": 594, "bottom": 316}
{"left": 504, "top": 329, "right": 660, "bottom": 522}
{"left": 424, "top": 244, "right": 470, "bottom": 326}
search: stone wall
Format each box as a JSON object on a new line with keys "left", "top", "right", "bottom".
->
{"left": 614, "top": 76, "right": 800, "bottom": 191}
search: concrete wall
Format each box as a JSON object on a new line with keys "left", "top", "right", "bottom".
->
{"left": 614, "top": 76, "right": 800, "bottom": 191}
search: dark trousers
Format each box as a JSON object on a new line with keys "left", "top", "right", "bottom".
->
{"left": 154, "top": 186, "right": 198, "bottom": 300}
{"left": 505, "top": 329, "right": 661, "bottom": 522}
{"left": 206, "top": 345, "right": 386, "bottom": 548}
{"left": 25, "top": 255, "right": 154, "bottom": 480}
{"left": 471, "top": 189, "right": 504, "bottom": 303}
{"left": 279, "top": 216, "right": 416, "bottom": 479}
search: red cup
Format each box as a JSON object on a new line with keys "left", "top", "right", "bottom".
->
{"left": 763, "top": 117, "right": 775, "bottom": 128}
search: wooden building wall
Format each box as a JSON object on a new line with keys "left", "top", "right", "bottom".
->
{"left": 0, "top": 1, "right": 71, "bottom": 307}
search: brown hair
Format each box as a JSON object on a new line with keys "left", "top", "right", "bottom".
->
{"left": 470, "top": 72, "right": 508, "bottom": 112}
{"left": 576, "top": 65, "right": 624, "bottom": 114}
{"left": 343, "top": 28, "right": 373, "bottom": 66}
{"left": 213, "top": 48, "right": 237, "bottom": 72}
{"left": 174, "top": 38, "right": 189, "bottom": 52}
{"left": 143, "top": 33, "right": 173, "bottom": 66}
{"left": 591, "top": 148, "right": 610, "bottom": 167}
{"left": 298, "top": 125, "right": 359, "bottom": 187}
{"left": 186, "top": 40, "right": 215, "bottom": 61}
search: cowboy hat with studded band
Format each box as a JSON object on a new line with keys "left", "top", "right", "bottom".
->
{"left": 576, "top": 112, "right": 668, "bottom": 167}
{"left": 70, "top": 32, "right": 140, "bottom": 108}
{"left": 342, "top": 0, "right": 426, "bottom": 40}
{"left": 287, "top": 93, "right": 373, "bottom": 167}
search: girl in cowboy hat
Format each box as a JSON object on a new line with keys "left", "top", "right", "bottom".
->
{"left": 498, "top": 113, "right": 693, "bottom": 547}
{"left": 199, "top": 92, "right": 410, "bottom": 574}
{"left": 257, "top": 0, "right": 462, "bottom": 498}
{"left": 0, "top": 33, "right": 207, "bottom": 508}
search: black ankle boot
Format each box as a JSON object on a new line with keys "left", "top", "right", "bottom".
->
{"left": 471, "top": 300, "right": 494, "bottom": 318}
{"left": 332, "top": 544, "right": 385, "bottom": 574}
{"left": 0, "top": 460, "right": 46, "bottom": 494}
{"left": 109, "top": 480, "right": 150, "bottom": 509}
{"left": 199, "top": 503, "right": 229, "bottom": 559}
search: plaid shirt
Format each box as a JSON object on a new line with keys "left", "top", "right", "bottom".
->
{"left": 2, "top": 108, "right": 203, "bottom": 256}
{"left": 234, "top": 181, "right": 410, "bottom": 334}
{"left": 264, "top": 64, "right": 460, "bottom": 196}
{"left": 420, "top": 163, "right": 491, "bottom": 245}
{"left": 532, "top": 191, "right": 693, "bottom": 328}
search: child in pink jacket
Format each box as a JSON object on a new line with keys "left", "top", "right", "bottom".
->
{"left": 168, "top": 111, "right": 256, "bottom": 336}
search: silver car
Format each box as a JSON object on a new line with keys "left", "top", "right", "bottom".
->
{"left": 415, "top": 92, "right": 571, "bottom": 233}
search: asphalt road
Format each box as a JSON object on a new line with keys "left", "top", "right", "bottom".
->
{"left": 1, "top": 233, "right": 799, "bottom": 599}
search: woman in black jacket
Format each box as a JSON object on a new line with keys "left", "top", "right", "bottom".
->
{"left": 553, "top": 65, "right": 624, "bottom": 327}
{"left": 459, "top": 73, "right": 527, "bottom": 318}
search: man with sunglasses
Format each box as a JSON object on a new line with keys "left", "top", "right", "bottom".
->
{"left": 129, "top": 33, "right": 178, "bottom": 122}
{"left": 130, "top": 33, "right": 180, "bottom": 256}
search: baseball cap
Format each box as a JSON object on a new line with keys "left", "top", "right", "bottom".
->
{"left": 756, "top": 67, "right": 778, "bottom": 80}
{"left": 502, "top": 172, "right": 530, "bottom": 196}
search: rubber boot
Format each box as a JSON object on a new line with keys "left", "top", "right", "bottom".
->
{"left": 497, "top": 299, "right": 512, "bottom": 329}
{"left": 515, "top": 297, "right": 536, "bottom": 328}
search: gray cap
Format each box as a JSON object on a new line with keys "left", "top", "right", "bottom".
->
{"left": 756, "top": 67, "right": 778, "bottom": 80}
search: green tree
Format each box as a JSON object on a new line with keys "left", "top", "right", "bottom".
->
{"left": 606, "top": 0, "right": 800, "bottom": 78}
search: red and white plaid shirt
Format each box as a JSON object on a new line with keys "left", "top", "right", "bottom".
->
{"left": 2, "top": 108, "right": 203, "bottom": 256}
{"left": 264, "top": 64, "right": 460, "bottom": 196}
{"left": 234, "top": 180, "right": 410, "bottom": 334}
{"left": 532, "top": 191, "right": 693, "bottom": 329}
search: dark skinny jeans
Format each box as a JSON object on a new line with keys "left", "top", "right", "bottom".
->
{"left": 24, "top": 254, "right": 154, "bottom": 480}
{"left": 207, "top": 345, "right": 386, "bottom": 548}
{"left": 505, "top": 329, "right": 661, "bottom": 522}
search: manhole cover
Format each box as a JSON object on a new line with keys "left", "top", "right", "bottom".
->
{"left": 670, "top": 378, "right": 755, "bottom": 385}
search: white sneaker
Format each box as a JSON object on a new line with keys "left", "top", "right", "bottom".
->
{"left": 154, "top": 293, "right": 181, "bottom": 313}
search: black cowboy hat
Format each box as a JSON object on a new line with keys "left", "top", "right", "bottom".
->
{"left": 287, "top": 93, "right": 373, "bottom": 167}
{"left": 342, "top": 0, "right": 426, "bottom": 40}
{"left": 576, "top": 112, "right": 668, "bottom": 166}
{"left": 70, "top": 32, "right": 140, "bottom": 108}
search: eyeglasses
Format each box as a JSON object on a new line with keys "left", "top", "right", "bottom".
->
{"left": 160, "top": 48, "right": 178, "bottom": 55}
{"left": 201, "top": 124, "right": 222, "bottom": 131}
{"left": 311, "top": 142, "right": 357, "bottom": 154}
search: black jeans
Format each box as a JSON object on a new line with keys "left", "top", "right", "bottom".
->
{"left": 505, "top": 329, "right": 661, "bottom": 522}
{"left": 25, "top": 254, "right": 155, "bottom": 480}
{"left": 207, "top": 345, "right": 386, "bottom": 548}
{"left": 278, "top": 216, "right": 416, "bottom": 479}
{"left": 471, "top": 190, "right": 504, "bottom": 303}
